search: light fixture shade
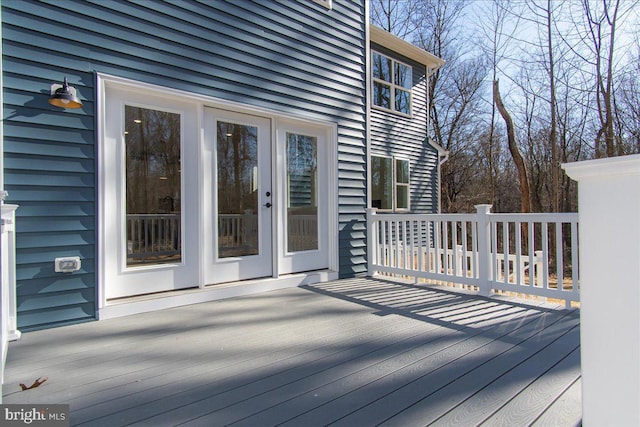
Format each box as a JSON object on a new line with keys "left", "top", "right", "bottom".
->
{"left": 48, "top": 77, "right": 83, "bottom": 109}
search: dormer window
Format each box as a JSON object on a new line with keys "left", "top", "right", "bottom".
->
{"left": 372, "top": 51, "right": 412, "bottom": 115}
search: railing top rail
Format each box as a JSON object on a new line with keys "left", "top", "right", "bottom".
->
{"left": 367, "top": 211, "right": 477, "bottom": 222}
{"left": 488, "top": 212, "right": 578, "bottom": 222}
{"left": 367, "top": 208, "right": 578, "bottom": 224}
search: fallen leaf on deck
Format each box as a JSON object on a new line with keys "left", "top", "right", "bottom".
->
{"left": 19, "top": 377, "right": 48, "bottom": 391}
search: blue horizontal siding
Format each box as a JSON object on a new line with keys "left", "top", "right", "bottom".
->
{"left": 370, "top": 42, "right": 439, "bottom": 214}
{"left": 7, "top": 202, "right": 94, "bottom": 218}
{"left": 17, "top": 275, "right": 95, "bottom": 297}
{"left": 4, "top": 122, "right": 94, "bottom": 145}
{"left": 3, "top": 0, "right": 367, "bottom": 329}
{"left": 17, "top": 304, "right": 95, "bottom": 331}
{"left": 16, "top": 232, "right": 95, "bottom": 250}
{"left": 16, "top": 259, "right": 94, "bottom": 283}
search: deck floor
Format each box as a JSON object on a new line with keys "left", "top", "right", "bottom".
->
{"left": 3, "top": 277, "right": 581, "bottom": 426}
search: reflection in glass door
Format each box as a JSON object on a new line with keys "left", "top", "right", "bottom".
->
{"left": 216, "top": 121, "right": 259, "bottom": 258}
{"left": 286, "top": 133, "right": 318, "bottom": 253}
{"left": 125, "top": 106, "right": 182, "bottom": 266}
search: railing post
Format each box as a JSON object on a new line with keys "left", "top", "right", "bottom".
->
{"left": 1, "top": 204, "right": 20, "bottom": 404}
{"left": 366, "top": 208, "right": 377, "bottom": 277}
{"left": 563, "top": 155, "right": 640, "bottom": 426}
{"left": 1, "top": 204, "right": 19, "bottom": 342}
{"left": 475, "top": 204, "right": 492, "bottom": 296}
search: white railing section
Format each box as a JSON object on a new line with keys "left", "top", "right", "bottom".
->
{"left": 1, "top": 204, "right": 20, "bottom": 402}
{"left": 367, "top": 205, "right": 579, "bottom": 308}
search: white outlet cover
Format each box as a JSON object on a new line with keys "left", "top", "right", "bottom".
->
{"left": 55, "top": 256, "right": 81, "bottom": 273}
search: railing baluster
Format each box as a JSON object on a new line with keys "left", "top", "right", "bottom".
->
{"left": 542, "top": 222, "right": 549, "bottom": 289}
{"left": 442, "top": 220, "right": 449, "bottom": 276}
{"left": 491, "top": 220, "right": 498, "bottom": 283}
{"left": 515, "top": 221, "right": 522, "bottom": 286}
{"left": 417, "top": 219, "right": 424, "bottom": 277}
{"left": 556, "top": 221, "right": 564, "bottom": 294}
{"left": 381, "top": 219, "right": 388, "bottom": 267}
{"left": 528, "top": 222, "right": 535, "bottom": 287}
{"left": 452, "top": 221, "right": 459, "bottom": 278}
{"left": 503, "top": 221, "right": 509, "bottom": 284}
{"left": 461, "top": 221, "right": 468, "bottom": 278}
{"left": 572, "top": 220, "right": 579, "bottom": 291}
{"left": 434, "top": 220, "right": 440, "bottom": 275}
{"left": 472, "top": 219, "right": 478, "bottom": 280}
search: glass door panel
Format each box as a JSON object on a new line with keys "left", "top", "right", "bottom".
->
{"left": 217, "top": 122, "right": 259, "bottom": 258}
{"left": 277, "top": 120, "right": 329, "bottom": 274}
{"left": 286, "top": 133, "right": 318, "bottom": 253}
{"left": 125, "top": 106, "right": 182, "bottom": 266}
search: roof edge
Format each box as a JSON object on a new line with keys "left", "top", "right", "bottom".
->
{"left": 370, "top": 25, "right": 445, "bottom": 69}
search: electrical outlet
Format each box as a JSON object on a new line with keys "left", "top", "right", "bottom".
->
{"left": 55, "top": 257, "right": 81, "bottom": 273}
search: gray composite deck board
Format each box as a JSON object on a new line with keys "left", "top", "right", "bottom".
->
{"left": 531, "top": 378, "right": 582, "bottom": 427}
{"left": 2, "top": 277, "right": 581, "bottom": 426}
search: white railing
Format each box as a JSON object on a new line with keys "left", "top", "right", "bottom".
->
{"left": 1, "top": 204, "right": 20, "bottom": 403}
{"left": 367, "top": 205, "right": 579, "bottom": 308}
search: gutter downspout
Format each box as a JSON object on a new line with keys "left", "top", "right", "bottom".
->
{"left": 426, "top": 65, "right": 448, "bottom": 213}
{"left": 365, "top": 11, "right": 371, "bottom": 212}
{"left": 364, "top": 4, "right": 372, "bottom": 276}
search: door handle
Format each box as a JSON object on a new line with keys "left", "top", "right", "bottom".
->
{"left": 263, "top": 202, "right": 272, "bottom": 208}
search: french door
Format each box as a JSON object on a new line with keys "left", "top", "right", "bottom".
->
{"left": 203, "top": 109, "right": 273, "bottom": 284}
{"left": 276, "top": 119, "right": 330, "bottom": 274}
{"left": 102, "top": 86, "right": 199, "bottom": 299}
{"left": 101, "top": 80, "right": 333, "bottom": 302}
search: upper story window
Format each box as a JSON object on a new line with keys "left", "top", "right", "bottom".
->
{"left": 372, "top": 51, "right": 412, "bottom": 115}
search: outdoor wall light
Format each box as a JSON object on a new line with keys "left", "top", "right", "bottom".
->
{"left": 48, "top": 77, "right": 83, "bottom": 109}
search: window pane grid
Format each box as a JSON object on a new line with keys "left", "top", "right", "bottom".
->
{"left": 374, "top": 81, "right": 391, "bottom": 110}
{"left": 373, "top": 52, "right": 392, "bottom": 82}
{"left": 371, "top": 51, "right": 412, "bottom": 115}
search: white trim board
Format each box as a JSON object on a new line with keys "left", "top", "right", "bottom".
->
{"left": 99, "top": 270, "right": 339, "bottom": 320}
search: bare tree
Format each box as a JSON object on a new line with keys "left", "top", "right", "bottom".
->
{"left": 617, "top": 46, "right": 640, "bottom": 153}
{"left": 370, "top": 0, "right": 421, "bottom": 38}
{"left": 578, "top": 0, "right": 638, "bottom": 157}
{"left": 476, "top": 0, "right": 517, "bottom": 206}
{"left": 494, "top": 80, "right": 531, "bottom": 213}
{"left": 369, "top": 0, "right": 638, "bottom": 214}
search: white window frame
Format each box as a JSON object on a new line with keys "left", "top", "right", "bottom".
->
{"left": 370, "top": 154, "right": 410, "bottom": 212}
{"left": 371, "top": 50, "right": 413, "bottom": 116}
{"left": 394, "top": 157, "right": 410, "bottom": 211}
